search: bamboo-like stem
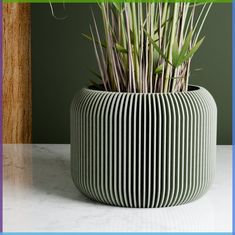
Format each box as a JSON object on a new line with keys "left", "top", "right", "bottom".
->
{"left": 132, "top": 3, "right": 139, "bottom": 91}
{"left": 89, "top": 3, "right": 211, "bottom": 93}
{"left": 185, "top": 4, "right": 195, "bottom": 91}
{"left": 91, "top": 10, "right": 110, "bottom": 90}
{"left": 164, "top": 3, "right": 179, "bottom": 93}
{"left": 139, "top": 3, "right": 144, "bottom": 92}
{"left": 148, "top": 3, "right": 154, "bottom": 93}
{"left": 125, "top": 4, "right": 136, "bottom": 93}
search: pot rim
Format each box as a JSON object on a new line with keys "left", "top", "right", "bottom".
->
{"left": 83, "top": 84, "right": 203, "bottom": 95}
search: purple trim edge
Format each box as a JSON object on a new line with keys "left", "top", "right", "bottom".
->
{"left": 0, "top": 0, "right": 3, "bottom": 232}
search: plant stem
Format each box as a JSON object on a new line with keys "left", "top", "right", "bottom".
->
{"left": 164, "top": 3, "right": 179, "bottom": 93}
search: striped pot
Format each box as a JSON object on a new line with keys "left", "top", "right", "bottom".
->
{"left": 70, "top": 85, "right": 217, "bottom": 208}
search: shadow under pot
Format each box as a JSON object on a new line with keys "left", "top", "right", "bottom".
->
{"left": 70, "top": 85, "right": 217, "bottom": 208}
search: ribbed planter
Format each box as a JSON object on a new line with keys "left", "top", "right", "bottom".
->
{"left": 70, "top": 85, "right": 217, "bottom": 208}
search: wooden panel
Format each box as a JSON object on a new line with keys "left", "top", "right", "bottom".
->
{"left": 3, "top": 3, "right": 32, "bottom": 143}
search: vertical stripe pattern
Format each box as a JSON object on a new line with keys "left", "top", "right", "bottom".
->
{"left": 71, "top": 86, "right": 217, "bottom": 208}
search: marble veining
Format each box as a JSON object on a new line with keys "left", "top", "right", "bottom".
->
{"left": 3, "top": 144, "right": 232, "bottom": 232}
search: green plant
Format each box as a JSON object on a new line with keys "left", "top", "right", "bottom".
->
{"left": 87, "top": 2, "right": 212, "bottom": 93}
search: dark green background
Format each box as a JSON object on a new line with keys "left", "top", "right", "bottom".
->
{"left": 32, "top": 3, "right": 232, "bottom": 144}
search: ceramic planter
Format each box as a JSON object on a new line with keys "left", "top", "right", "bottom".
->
{"left": 70, "top": 85, "right": 217, "bottom": 208}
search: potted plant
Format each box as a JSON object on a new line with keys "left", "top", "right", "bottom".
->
{"left": 71, "top": 2, "right": 217, "bottom": 208}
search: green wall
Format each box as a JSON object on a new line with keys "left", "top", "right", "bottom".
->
{"left": 32, "top": 3, "right": 232, "bottom": 144}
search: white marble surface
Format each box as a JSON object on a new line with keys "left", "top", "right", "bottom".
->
{"left": 3, "top": 144, "right": 232, "bottom": 232}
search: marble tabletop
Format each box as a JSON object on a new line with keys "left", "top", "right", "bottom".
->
{"left": 3, "top": 144, "right": 232, "bottom": 232}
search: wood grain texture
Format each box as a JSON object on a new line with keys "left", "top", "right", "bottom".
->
{"left": 3, "top": 3, "right": 32, "bottom": 143}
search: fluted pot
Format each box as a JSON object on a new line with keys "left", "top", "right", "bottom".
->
{"left": 70, "top": 85, "right": 217, "bottom": 208}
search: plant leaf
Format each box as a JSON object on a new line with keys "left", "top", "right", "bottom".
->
{"left": 153, "top": 49, "right": 159, "bottom": 67}
{"left": 172, "top": 40, "right": 179, "bottom": 67}
{"left": 115, "top": 43, "right": 128, "bottom": 53}
{"left": 82, "top": 33, "right": 106, "bottom": 48}
{"left": 154, "top": 64, "right": 164, "bottom": 74}
{"left": 113, "top": 2, "right": 122, "bottom": 12}
{"left": 183, "top": 37, "right": 205, "bottom": 62}
{"left": 176, "top": 31, "right": 193, "bottom": 66}
{"left": 144, "top": 29, "right": 173, "bottom": 66}
{"left": 89, "top": 69, "right": 102, "bottom": 80}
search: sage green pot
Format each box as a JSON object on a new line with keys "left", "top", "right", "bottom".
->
{"left": 71, "top": 85, "right": 217, "bottom": 208}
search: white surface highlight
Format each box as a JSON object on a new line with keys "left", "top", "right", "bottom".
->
{"left": 3, "top": 144, "right": 232, "bottom": 232}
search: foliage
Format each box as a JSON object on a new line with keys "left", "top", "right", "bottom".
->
{"left": 86, "top": 2, "right": 212, "bottom": 93}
